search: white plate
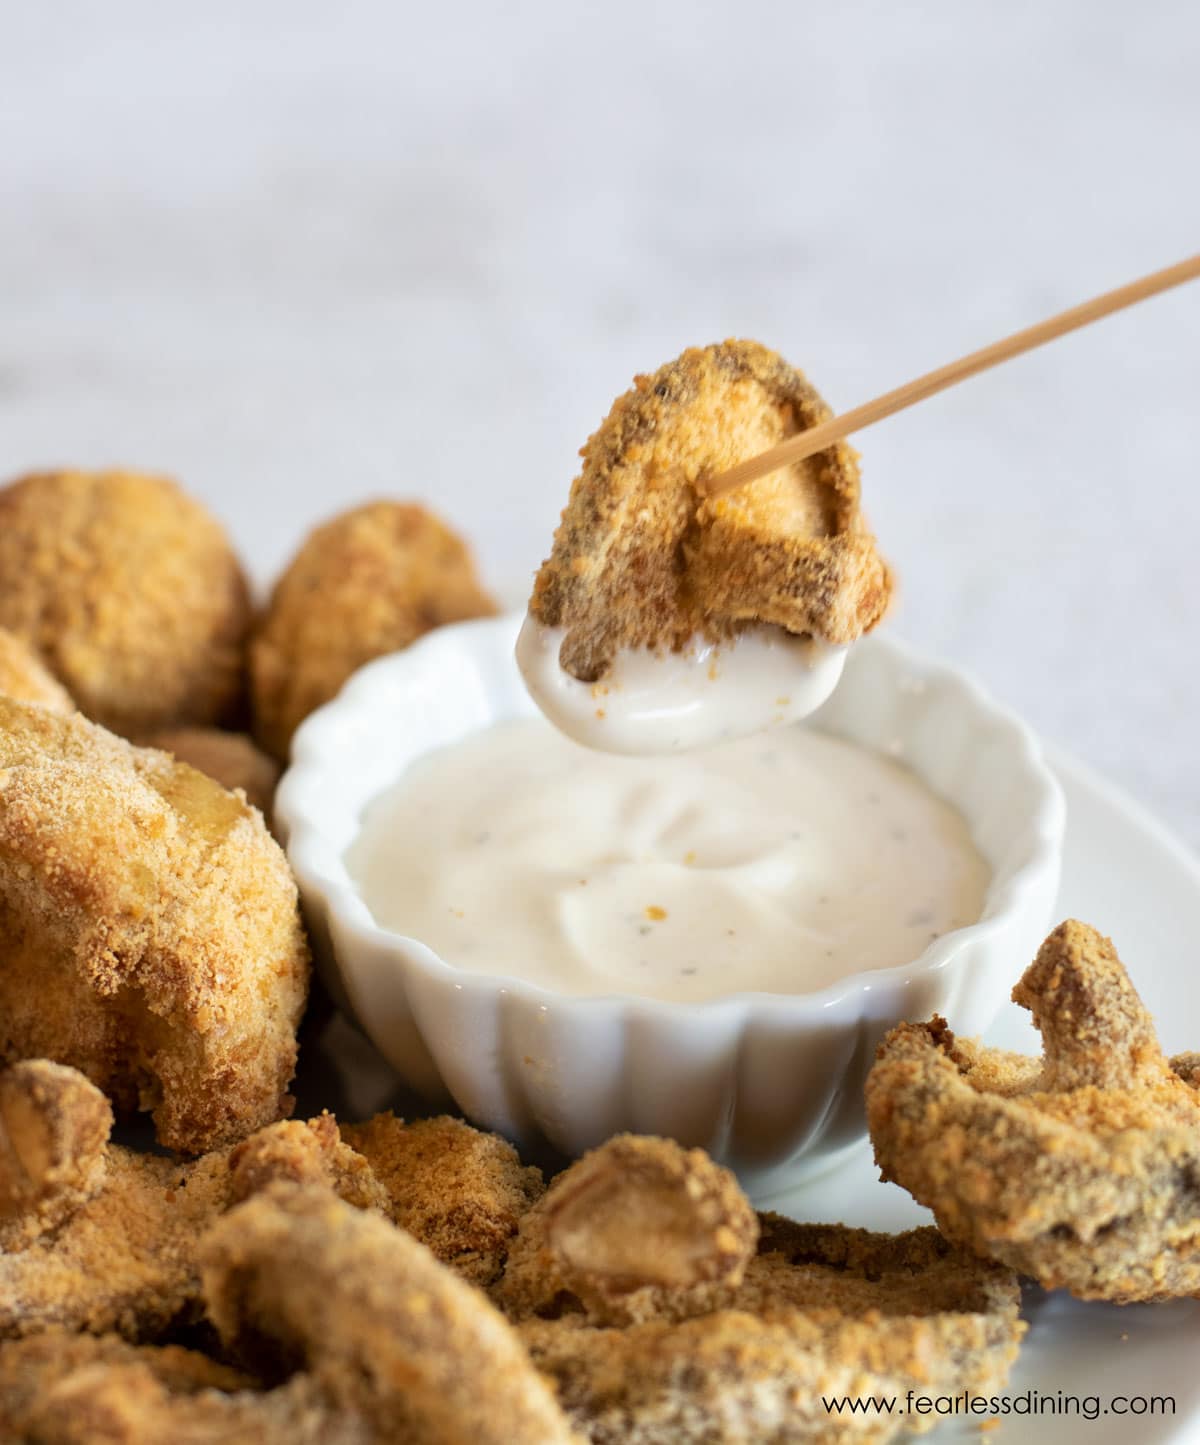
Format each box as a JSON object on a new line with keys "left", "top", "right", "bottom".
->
{"left": 297, "top": 744, "right": 1200, "bottom": 1442}
{"left": 771, "top": 746, "right": 1200, "bottom": 1444}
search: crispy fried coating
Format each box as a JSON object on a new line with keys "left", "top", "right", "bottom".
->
{"left": 0, "top": 1142, "right": 231, "bottom": 1340}
{"left": 0, "top": 1069, "right": 554, "bottom": 1346}
{"left": 500, "top": 1135, "right": 758, "bottom": 1325}
{"left": 519, "top": 1220, "right": 1023, "bottom": 1444}
{"left": 0, "top": 470, "right": 251, "bottom": 735}
{"left": 0, "top": 1061, "right": 233, "bottom": 1342}
{"left": 0, "top": 1332, "right": 367, "bottom": 1444}
{"left": 0, "top": 1061, "right": 112, "bottom": 1250}
{"left": 228, "top": 1114, "right": 390, "bottom": 1214}
{"left": 147, "top": 728, "right": 280, "bottom": 820}
{"left": 341, "top": 1112, "right": 543, "bottom": 1287}
{"left": 0, "top": 628, "right": 74, "bottom": 715}
{"left": 0, "top": 1074, "right": 414, "bottom": 1342}
{"left": 250, "top": 501, "right": 497, "bottom": 759}
{"left": 0, "top": 698, "right": 310, "bottom": 1153}
{"left": 530, "top": 340, "right": 892, "bottom": 682}
{"left": 202, "top": 1186, "right": 582, "bottom": 1444}
{"left": 866, "top": 919, "right": 1200, "bottom": 1301}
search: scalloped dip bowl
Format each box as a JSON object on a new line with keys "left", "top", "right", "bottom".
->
{"left": 276, "top": 613, "right": 1064, "bottom": 1193}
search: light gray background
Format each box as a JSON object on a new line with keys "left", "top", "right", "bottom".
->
{"left": 3, "top": 2, "right": 1197, "bottom": 845}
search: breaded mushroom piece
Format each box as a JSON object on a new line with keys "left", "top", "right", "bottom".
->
{"left": 0, "top": 628, "right": 74, "bottom": 714}
{"left": 0, "top": 470, "right": 251, "bottom": 734}
{"left": 148, "top": 727, "right": 280, "bottom": 820}
{"left": 0, "top": 1060, "right": 112, "bottom": 1251}
{"left": 531, "top": 340, "right": 892, "bottom": 682}
{"left": 227, "top": 1113, "right": 390, "bottom": 1214}
{"left": 499, "top": 1135, "right": 758, "bottom": 1325}
{"left": 0, "top": 1071, "right": 407, "bottom": 1343}
{"left": 0, "top": 1332, "right": 367, "bottom": 1445}
{"left": 866, "top": 919, "right": 1200, "bottom": 1302}
{"left": 0, "top": 1062, "right": 233, "bottom": 1340}
{"left": 515, "top": 1217, "right": 1022, "bottom": 1444}
{"left": 202, "top": 1186, "right": 583, "bottom": 1444}
{"left": 250, "top": 501, "right": 496, "bottom": 759}
{"left": 0, "top": 697, "right": 309, "bottom": 1153}
{"left": 341, "top": 1112, "right": 544, "bottom": 1287}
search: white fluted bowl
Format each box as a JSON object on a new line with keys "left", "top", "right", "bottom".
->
{"left": 277, "top": 613, "right": 1064, "bottom": 1192}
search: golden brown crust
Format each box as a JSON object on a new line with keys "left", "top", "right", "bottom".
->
{"left": 202, "top": 1185, "right": 582, "bottom": 1444}
{"left": 0, "top": 1061, "right": 564, "bottom": 1348}
{"left": 499, "top": 1135, "right": 758, "bottom": 1325}
{"left": 530, "top": 340, "right": 893, "bottom": 681}
{"left": 0, "top": 698, "right": 310, "bottom": 1153}
{"left": 147, "top": 728, "right": 280, "bottom": 821}
{"left": 228, "top": 1114, "right": 390, "bottom": 1214}
{"left": 0, "top": 1144, "right": 232, "bottom": 1340}
{"left": 250, "top": 501, "right": 497, "bottom": 759}
{"left": 518, "top": 1222, "right": 1023, "bottom": 1444}
{"left": 341, "top": 1112, "right": 544, "bottom": 1287}
{"left": 0, "top": 1061, "right": 112, "bottom": 1250}
{"left": 0, "top": 628, "right": 74, "bottom": 715}
{"left": 866, "top": 919, "right": 1200, "bottom": 1301}
{"left": 0, "top": 1332, "right": 367, "bottom": 1444}
{"left": 0, "top": 470, "right": 251, "bottom": 734}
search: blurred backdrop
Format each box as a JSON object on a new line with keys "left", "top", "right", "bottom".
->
{"left": 3, "top": 2, "right": 1197, "bottom": 842}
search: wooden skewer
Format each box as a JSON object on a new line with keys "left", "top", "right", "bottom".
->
{"left": 699, "top": 252, "right": 1200, "bottom": 498}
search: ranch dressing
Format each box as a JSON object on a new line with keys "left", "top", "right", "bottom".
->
{"left": 346, "top": 717, "right": 989, "bottom": 1003}
{"left": 515, "top": 617, "right": 847, "bottom": 754}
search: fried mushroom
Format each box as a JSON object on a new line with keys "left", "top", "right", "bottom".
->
{"left": 530, "top": 340, "right": 892, "bottom": 683}
{"left": 513, "top": 1217, "right": 1022, "bottom": 1443}
{"left": 0, "top": 470, "right": 251, "bottom": 734}
{"left": 866, "top": 919, "right": 1200, "bottom": 1301}
{"left": 250, "top": 501, "right": 496, "bottom": 759}
{"left": 499, "top": 1135, "right": 758, "bottom": 1326}
{"left": 202, "top": 1186, "right": 582, "bottom": 1444}
{"left": 341, "top": 1112, "right": 544, "bottom": 1287}
{"left": 0, "top": 698, "right": 309, "bottom": 1153}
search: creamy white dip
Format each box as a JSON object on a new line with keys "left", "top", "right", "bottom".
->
{"left": 515, "top": 618, "right": 847, "bottom": 754}
{"left": 345, "top": 717, "right": 989, "bottom": 1002}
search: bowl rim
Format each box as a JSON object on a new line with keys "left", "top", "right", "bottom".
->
{"left": 277, "top": 613, "right": 1066, "bottom": 1020}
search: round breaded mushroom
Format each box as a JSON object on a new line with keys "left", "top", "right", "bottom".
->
{"left": 250, "top": 501, "right": 497, "bottom": 759}
{"left": 0, "top": 470, "right": 251, "bottom": 736}
{"left": 0, "top": 697, "right": 310, "bottom": 1154}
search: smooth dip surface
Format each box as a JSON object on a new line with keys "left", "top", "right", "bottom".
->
{"left": 346, "top": 717, "right": 990, "bottom": 1003}
{"left": 515, "top": 616, "right": 847, "bottom": 754}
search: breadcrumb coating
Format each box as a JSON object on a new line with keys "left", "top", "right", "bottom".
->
{"left": 0, "top": 698, "right": 309, "bottom": 1152}
{"left": 202, "top": 1185, "right": 582, "bottom": 1444}
{"left": 250, "top": 501, "right": 497, "bottom": 759}
{"left": 342, "top": 1112, "right": 544, "bottom": 1287}
{"left": 0, "top": 1060, "right": 111, "bottom": 1250}
{"left": 530, "top": 340, "right": 893, "bottom": 681}
{"left": 228, "top": 1114, "right": 390, "bottom": 1215}
{"left": 0, "top": 1062, "right": 564, "bottom": 1349}
{"left": 499, "top": 1135, "right": 758, "bottom": 1325}
{"left": 0, "top": 1141, "right": 232, "bottom": 1340}
{"left": 0, "top": 1332, "right": 368, "bottom": 1445}
{"left": 148, "top": 727, "right": 280, "bottom": 821}
{"left": 0, "top": 470, "right": 251, "bottom": 734}
{"left": 866, "top": 919, "right": 1200, "bottom": 1301}
{"left": 518, "top": 1221, "right": 1023, "bottom": 1444}
{"left": 0, "top": 628, "right": 74, "bottom": 715}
